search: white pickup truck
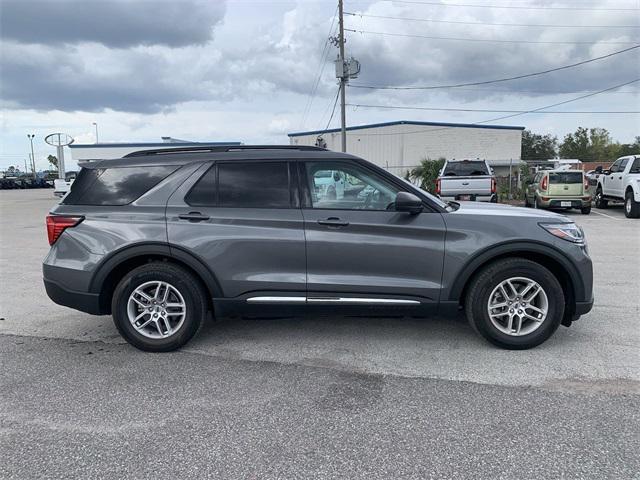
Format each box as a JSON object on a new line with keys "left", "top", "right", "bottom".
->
{"left": 594, "top": 154, "right": 640, "bottom": 218}
{"left": 436, "top": 159, "right": 497, "bottom": 202}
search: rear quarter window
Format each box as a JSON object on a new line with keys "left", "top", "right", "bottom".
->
{"left": 63, "top": 165, "right": 178, "bottom": 206}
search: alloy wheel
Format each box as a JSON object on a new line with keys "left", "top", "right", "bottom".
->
{"left": 127, "top": 281, "right": 187, "bottom": 339}
{"left": 487, "top": 277, "right": 549, "bottom": 336}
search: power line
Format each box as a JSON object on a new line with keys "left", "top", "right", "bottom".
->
{"left": 346, "top": 104, "right": 640, "bottom": 113}
{"left": 323, "top": 85, "right": 342, "bottom": 133}
{"left": 344, "top": 12, "right": 640, "bottom": 29}
{"left": 342, "top": 78, "right": 640, "bottom": 136}
{"left": 373, "top": 0, "right": 640, "bottom": 11}
{"left": 344, "top": 28, "right": 639, "bottom": 45}
{"left": 349, "top": 45, "right": 640, "bottom": 90}
{"left": 300, "top": 5, "right": 338, "bottom": 130}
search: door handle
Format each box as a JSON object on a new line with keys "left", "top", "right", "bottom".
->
{"left": 178, "top": 212, "right": 210, "bottom": 222}
{"left": 317, "top": 217, "right": 349, "bottom": 227}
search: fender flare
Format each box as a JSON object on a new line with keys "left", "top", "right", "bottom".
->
{"left": 89, "top": 242, "right": 224, "bottom": 298}
{"left": 447, "top": 240, "right": 585, "bottom": 302}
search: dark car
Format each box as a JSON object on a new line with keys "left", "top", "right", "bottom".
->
{"left": 43, "top": 146, "right": 593, "bottom": 351}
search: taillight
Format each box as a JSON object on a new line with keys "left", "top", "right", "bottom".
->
{"left": 436, "top": 178, "right": 441, "bottom": 195}
{"left": 540, "top": 176, "right": 548, "bottom": 191}
{"left": 491, "top": 177, "right": 497, "bottom": 194}
{"left": 583, "top": 175, "right": 589, "bottom": 191}
{"left": 46, "top": 215, "right": 83, "bottom": 245}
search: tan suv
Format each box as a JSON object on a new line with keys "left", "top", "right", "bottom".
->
{"left": 525, "top": 169, "right": 591, "bottom": 214}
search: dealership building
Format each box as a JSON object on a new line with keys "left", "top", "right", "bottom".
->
{"left": 288, "top": 120, "right": 525, "bottom": 176}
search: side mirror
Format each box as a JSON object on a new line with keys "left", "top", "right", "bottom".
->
{"left": 395, "top": 192, "right": 423, "bottom": 214}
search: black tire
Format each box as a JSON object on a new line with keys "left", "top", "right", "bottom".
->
{"left": 524, "top": 194, "right": 530, "bottom": 208}
{"left": 111, "top": 262, "right": 208, "bottom": 352}
{"left": 465, "top": 258, "right": 564, "bottom": 350}
{"left": 594, "top": 187, "right": 608, "bottom": 209}
{"left": 625, "top": 191, "right": 640, "bottom": 218}
{"left": 581, "top": 206, "right": 591, "bottom": 215}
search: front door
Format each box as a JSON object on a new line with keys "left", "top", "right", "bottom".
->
{"left": 166, "top": 160, "right": 306, "bottom": 299}
{"left": 301, "top": 160, "right": 446, "bottom": 306}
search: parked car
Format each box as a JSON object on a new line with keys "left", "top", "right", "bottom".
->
{"left": 594, "top": 155, "right": 640, "bottom": 218}
{"left": 436, "top": 159, "right": 496, "bottom": 202}
{"left": 43, "top": 145, "right": 593, "bottom": 352}
{"left": 53, "top": 171, "right": 78, "bottom": 198}
{"left": 524, "top": 168, "right": 591, "bottom": 214}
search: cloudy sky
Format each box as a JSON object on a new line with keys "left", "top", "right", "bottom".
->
{"left": 1, "top": 0, "right": 638, "bottom": 170}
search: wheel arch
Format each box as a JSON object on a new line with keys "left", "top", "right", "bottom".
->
{"left": 89, "top": 243, "right": 223, "bottom": 314}
{"left": 450, "top": 241, "right": 583, "bottom": 325}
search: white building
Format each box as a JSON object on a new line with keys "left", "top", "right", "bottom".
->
{"left": 288, "top": 120, "right": 524, "bottom": 176}
{"left": 69, "top": 137, "right": 241, "bottom": 163}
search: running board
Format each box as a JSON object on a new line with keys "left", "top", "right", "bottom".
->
{"left": 246, "top": 296, "right": 420, "bottom": 305}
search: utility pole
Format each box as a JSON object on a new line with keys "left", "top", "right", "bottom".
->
{"left": 27, "top": 134, "right": 36, "bottom": 176}
{"left": 338, "top": 0, "right": 347, "bottom": 153}
{"left": 93, "top": 122, "right": 99, "bottom": 143}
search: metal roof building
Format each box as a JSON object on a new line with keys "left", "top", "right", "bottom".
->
{"left": 288, "top": 120, "right": 524, "bottom": 175}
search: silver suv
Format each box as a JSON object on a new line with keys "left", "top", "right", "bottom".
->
{"left": 43, "top": 146, "right": 593, "bottom": 351}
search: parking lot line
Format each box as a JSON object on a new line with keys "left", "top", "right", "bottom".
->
{"left": 590, "top": 210, "right": 620, "bottom": 220}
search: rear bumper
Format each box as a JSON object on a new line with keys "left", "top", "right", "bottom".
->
{"left": 440, "top": 194, "right": 495, "bottom": 202}
{"left": 538, "top": 197, "right": 591, "bottom": 208}
{"left": 43, "top": 278, "right": 103, "bottom": 315}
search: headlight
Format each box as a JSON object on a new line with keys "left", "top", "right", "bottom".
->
{"left": 540, "top": 222, "right": 585, "bottom": 243}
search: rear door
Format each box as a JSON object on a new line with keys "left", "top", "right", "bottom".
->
{"left": 301, "top": 160, "right": 446, "bottom": 307}
{"left": 166, "top": 160, "right": 306, "bottom": 299}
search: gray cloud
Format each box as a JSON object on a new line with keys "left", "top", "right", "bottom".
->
{"left": 0, "top": 0, "right": 225, "bottom": 48}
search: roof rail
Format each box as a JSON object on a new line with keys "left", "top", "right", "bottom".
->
{"left": 123, "top": 144, "right": 326, "bottom": 158}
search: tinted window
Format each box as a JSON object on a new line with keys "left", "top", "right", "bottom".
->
{"left": 63, "top": 166, "right": 177, "bottom": 206}
{"left": 442, "top": 161, "right": 489, "bottom": 176}
{"left": 306, "top": 161, "right": 399, "bottom": 210}
{"left": 630, "top": 158, "right": 640, "bottom": 173}
{"left": 549, "top": 172, "right": 583, "bottom": 184}
{"left": 218, "top": 162, "right": 290, "bottom": 208}
{"left": 185, "top": 165, "right": 216, "bottom": 206}
{"left": 609, "top": 159, "right": 622, "bottom": 173}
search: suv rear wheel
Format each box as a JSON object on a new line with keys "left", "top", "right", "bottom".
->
{"left": 112, "top": 262, "right": 208, "bottom": 352}
{"left": 465, "top": 258, "right": 564, "bottom": 349}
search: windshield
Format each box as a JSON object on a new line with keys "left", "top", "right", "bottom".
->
{"left": 549, "top": 172, "right": 583, "bottom": 184}
{"left": 442, "top": 161, "right": 489, "bottom": 176}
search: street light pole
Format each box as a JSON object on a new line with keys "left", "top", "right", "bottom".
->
{"left": 338, "top": 0, "right": 347, "bottom": 153}
{"left": 27, "top": 134, "right": 36, "bottom": 176}
{"left": 93, "top": 122, "right": 99, "bottom": 143}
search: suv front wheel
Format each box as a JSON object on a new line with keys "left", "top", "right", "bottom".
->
{"left": 465, "top": 258, "right": 564, "bottom": 349}
{"left": 112, "top": 262, "right": 208, "bottom": 352}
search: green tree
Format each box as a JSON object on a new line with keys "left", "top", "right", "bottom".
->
{"left": 47, "top": 155, "right": 58, "bottom": 170}
{"left": 617, "top": 136, "right": 640, "bottom": 157}
{"left": 559, "top": 127, "right": 617, "bottom": 162}
{"left": 521, "top": 130, "right": 557, "bottom": 160}
{"left": 407, "top": 158, "right": 446, "bottom": 194}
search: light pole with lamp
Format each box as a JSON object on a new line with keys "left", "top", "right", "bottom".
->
{"left": 27, "top": 134, "right": 36, "bottom": 176}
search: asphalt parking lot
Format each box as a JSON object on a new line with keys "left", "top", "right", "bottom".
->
{"left": 1, "top": 189, "right": 639, "bottom": 479}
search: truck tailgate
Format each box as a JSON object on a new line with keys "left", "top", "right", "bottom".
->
{"left": 440, "top": 176, "right": 493, "bottom": 196}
